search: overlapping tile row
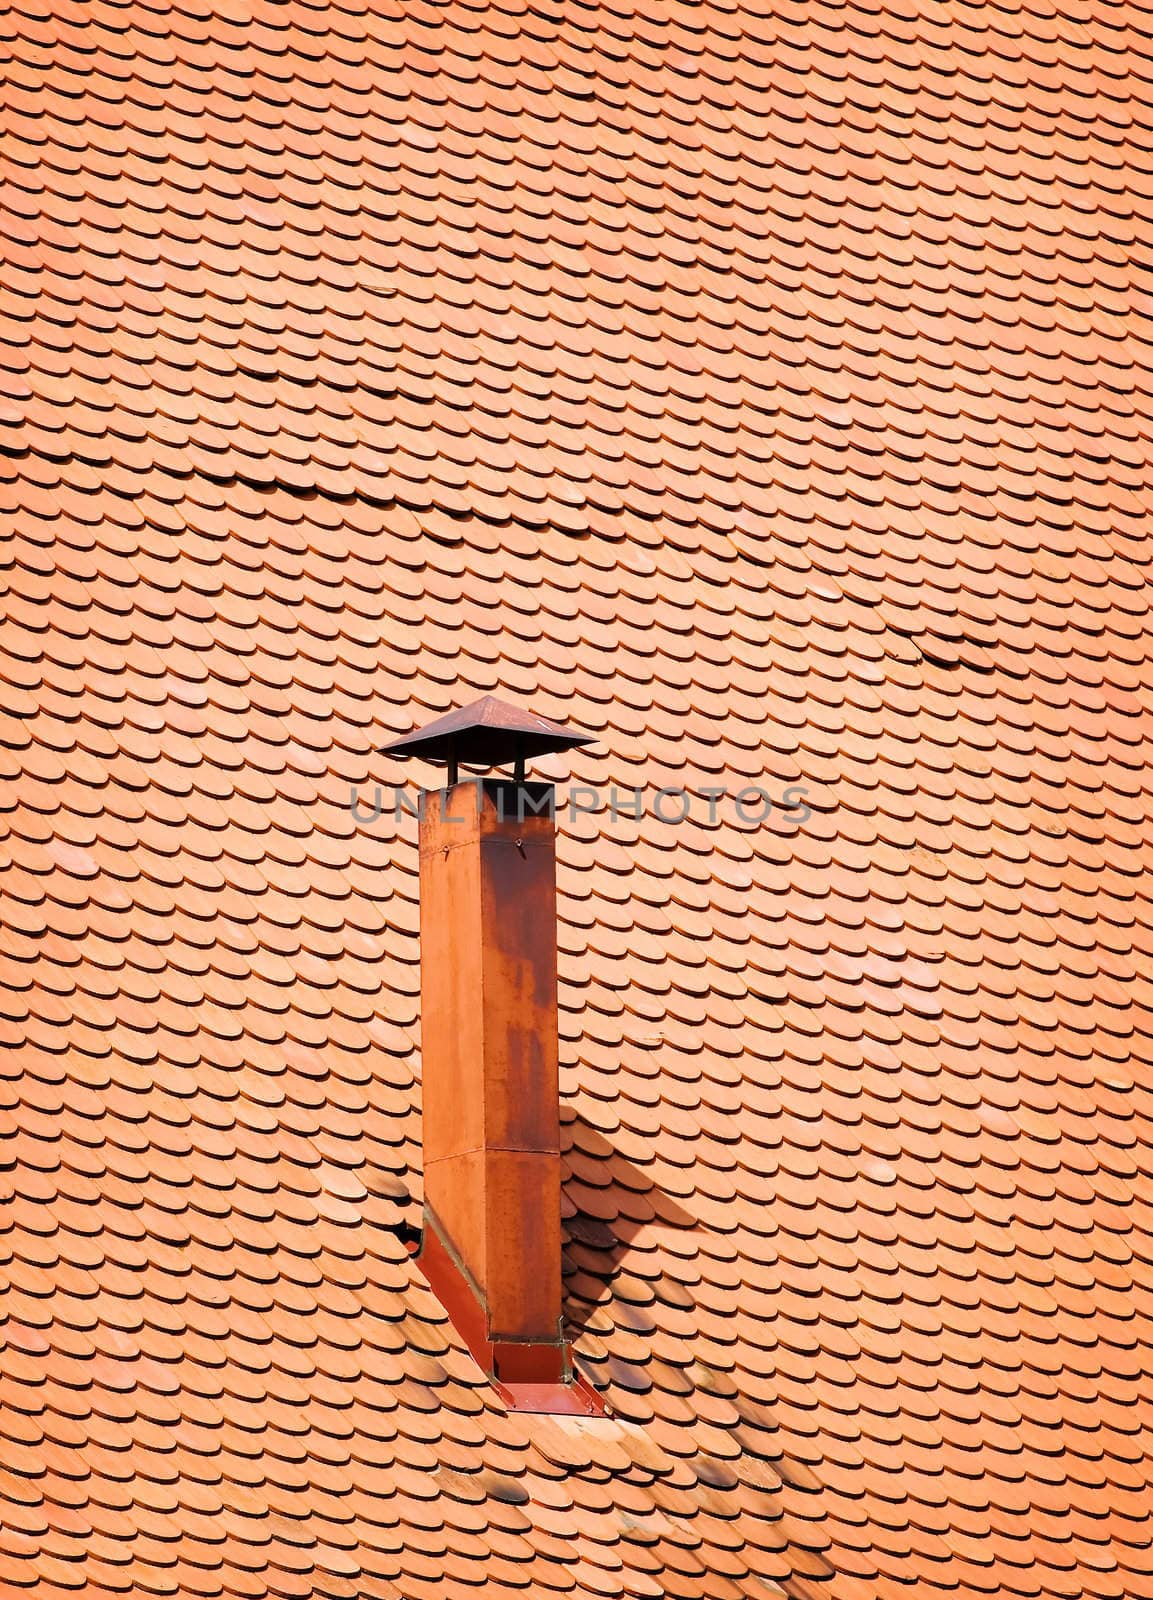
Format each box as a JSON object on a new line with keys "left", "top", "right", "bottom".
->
{"left": 3, "top": 1, "right": 1153, "bottom": 1596}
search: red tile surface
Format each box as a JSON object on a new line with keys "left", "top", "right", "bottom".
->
{"left": 3, "top": 1, "right": 1153, "bottom": 1597}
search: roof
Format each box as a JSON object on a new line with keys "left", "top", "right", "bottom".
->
{"left": 2, "top": 3, "right": 1153, "bottom": 1598}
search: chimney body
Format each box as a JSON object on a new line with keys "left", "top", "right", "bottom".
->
{"left": 419, "top": 779, "right": 563, "bottom": 1366}
{"left": 382, "top": 698, "right": 600, "bottom": 1413}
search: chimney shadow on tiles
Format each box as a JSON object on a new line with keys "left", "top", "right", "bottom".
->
{"left": 560, "top": 1114, "right": 701, "bottom": 1339}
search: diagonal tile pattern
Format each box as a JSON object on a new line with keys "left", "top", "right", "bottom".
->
{"left": 3, "top": 1, "right": 1153, "bottom": 1596}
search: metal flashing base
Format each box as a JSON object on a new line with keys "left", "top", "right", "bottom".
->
{"left": 416, "top": 1217, "right": 603, "bottom": 1417}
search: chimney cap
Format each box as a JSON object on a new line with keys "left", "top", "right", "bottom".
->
{"left": 382, "top": 695, "right": 595, "bottom": 778}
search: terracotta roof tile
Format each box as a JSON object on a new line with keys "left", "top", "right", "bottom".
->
{"left": 3, "top": 0, "right": 1153, "bottom": 1592}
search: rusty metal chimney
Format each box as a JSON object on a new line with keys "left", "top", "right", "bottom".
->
{"left": 383, "top": 697, "right": 600, "bottom": 1414}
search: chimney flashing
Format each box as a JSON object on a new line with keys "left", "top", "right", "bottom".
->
{"left": 419, "top": 1216, "right": 601, "bottom": 1416}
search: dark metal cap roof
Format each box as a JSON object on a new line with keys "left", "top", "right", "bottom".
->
{"left": 381, "top": 696, "right": 595, "bottom": 773}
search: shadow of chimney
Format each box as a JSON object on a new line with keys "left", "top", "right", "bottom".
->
{"left": 559, "top": 1113, "right": 699, "bottom": 1337}
{"left": 557, "top": 1114, "right": 837, "bottom": 1563}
